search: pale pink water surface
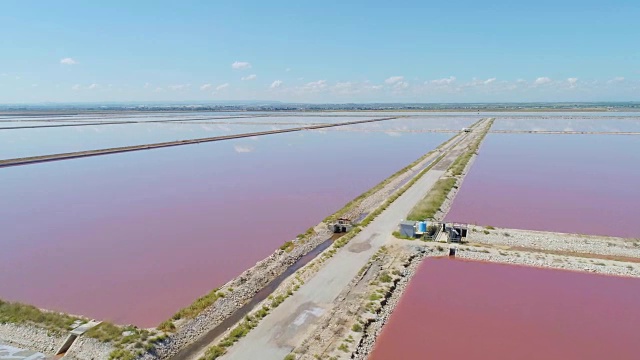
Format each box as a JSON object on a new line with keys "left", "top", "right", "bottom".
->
{"left": 446, "top": 134, "right": 640, "bottom": 237}
{"left": 370, "top": 258, "right": 640, "bottom": 360}
{"left": 0, "top": 131, "right": 449, "bottom": 326}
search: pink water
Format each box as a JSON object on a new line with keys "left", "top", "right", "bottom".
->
{"left": 370, "top": 258, "right": 640, "bottom": 360}
{"left": 0, "top": 131, "right": 448, "bottom": 326}
{"left": 446, "top": 134, "right": 640, "bottom": 237}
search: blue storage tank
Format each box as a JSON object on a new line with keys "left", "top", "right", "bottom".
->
{"left": 418, "top": 221, "right": 427, "bottom": 233}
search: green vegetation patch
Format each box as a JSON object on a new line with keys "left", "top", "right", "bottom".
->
{"left": 378, "top": 272, "right": 393, "bottom": 283}
{"left": 280, "top": 240, "right": 295, "bottom": 252}
{"left": 202, "top": 346, "right": 226, "bottom": 360}
{"left": 407, "top": 177, "right": 457, "bottom": 220}
{"left": 0, "top": 299, "right": 79, "bottom": 335}
{"left": 108, "top": 349, "right": 136, "bottom": 360}
{"left": 84, "top": 322, "right": 125, "bottom": 343}
{"left": 172, "top": 288, "right": 225, "bottom": 321}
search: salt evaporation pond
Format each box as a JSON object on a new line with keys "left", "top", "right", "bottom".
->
{"left": 446, "top": 134, "right": 640, "bottom": 237}
{"left": 493, "top": 114, "right": 640, "bottom": 132}
{"left": 0, "top": 122, "right": 302, "bottom": 160}
{"left": 0, "top": 111, "right": 257, "bottom": 122}
{"left": 336, "top": 116, "right": 478, "bottom": 131}
{"left": 370, "top": 258, "right": 640, "bottom": 360}
{"left": 0, "top": 130, "right": 450, "bottom": 327}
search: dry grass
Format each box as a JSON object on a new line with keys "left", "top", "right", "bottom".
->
{"left": 407, "top": 177, "right": 457, "bottom": 220}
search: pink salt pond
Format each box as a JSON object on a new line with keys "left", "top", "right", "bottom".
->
{"left": 446, "top": 134, "right": 640, "bottom": 238}
{"left": 370, "top": 257, "right": 640, "bottom": 360}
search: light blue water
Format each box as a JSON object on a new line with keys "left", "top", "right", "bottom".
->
{"left": 0, "top": 122, "right": 300, "bottom": 159}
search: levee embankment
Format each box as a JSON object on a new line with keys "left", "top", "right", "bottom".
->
{"left": 212, "top": 120, "right": 490, "bottom": 360}
{"left": 150, "top": 125, "right": 472, "bottom": 360}
{"left": 275, "top": 121, "right": 493, "bottom": 360}
{"left": 0, "top": 117, "right": 398, "bottom": 167}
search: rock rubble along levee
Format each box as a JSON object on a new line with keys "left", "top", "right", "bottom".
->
{"left": 467, "top": 226, "right": 640, "bottom": 259}
{"left": 455, "top": 246, "right": 640, "bottom": 278}
{"left": 0, "top": 323, "right": 113, "bottom": 360}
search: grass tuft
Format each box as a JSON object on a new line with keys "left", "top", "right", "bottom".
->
{"left": 172, "top": 288, "right": 224, "bottom": 321}
{"left": 407, "top": 178, "right": 457, "bottom": 220}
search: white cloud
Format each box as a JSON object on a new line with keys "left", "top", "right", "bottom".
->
{"left": 385, "top": 76, "right": 404, "bottom": 84}
{"left": 430, "top": 76, "right": 456, "bottom": 85}
{"left": 285, "top": 68, "right": 291, "bottom": 72}
{"left": 60, "top": 57, "right": 78, "bottom": 65}
{"left": 200, "top": 83, "right": 212, "bottom": 91}
{"left": 234, "top": 145, "right": 254, "bottom": 153}
{"left": 231, "top": 61, "right": 251, "bottom": 70}
{"left": 71, "top": 84, "right": 81, "bottom": 90}
{"left": 534, "top": 77, "right": 552, "bottom": 85}
{"left": 270, "top": 80, "right": 283, "bottom": 89}
{"left": 330, "top": 81, "right": 387, "bottom": 95}
{"left": 301, "top": 80, "right": 328, "bottom": 92}
{"left": 168, "top": 84, "right": 190, "bottom": 91}
{"left": 332, "top": 82, "right": 355, "bottom": 95}
{"left": 215, "top": 83, "right": 229, "bottom": 91}
{"left": 144, "top": 82, "right": 151, "bottom": 89}
{"left": 87, "top": 83, "right": 99, "bottom": 90}
{"left": 484, "top": 77, "right": 497, "bottom": 85}
{"left": 567, "top": 78, "right": 578, "bottom": 88}
{"left": 393, "top": 81, "right": 409, "bottom": 89}
{"left": 608, "top": 76, "right": 625, "bottom": 83}
{"left": 241, "top": 74, "right": 257, "bottom": 81}
{"left": 154, "top": 87, "right": 164, "bottom": 92}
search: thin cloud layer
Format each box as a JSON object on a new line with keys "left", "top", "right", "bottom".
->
{"left": 60, "top": 58, "right": 78, "bottom": 65}
{"left": 231, "top": 61, "right": 251, "bottom": 70}
{"left": 534, "top": 77, "right": 552, "bottom": 85}
{"left": 385, "top": 76, "right": 404, "bottom": 84}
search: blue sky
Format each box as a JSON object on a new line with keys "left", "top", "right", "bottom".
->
{"left": 0, "top": 0, "right": 638, "bottom": 103}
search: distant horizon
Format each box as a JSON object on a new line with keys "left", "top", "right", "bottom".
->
{"left": 1, "top": 100, "right": 640, "bottom": 107}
